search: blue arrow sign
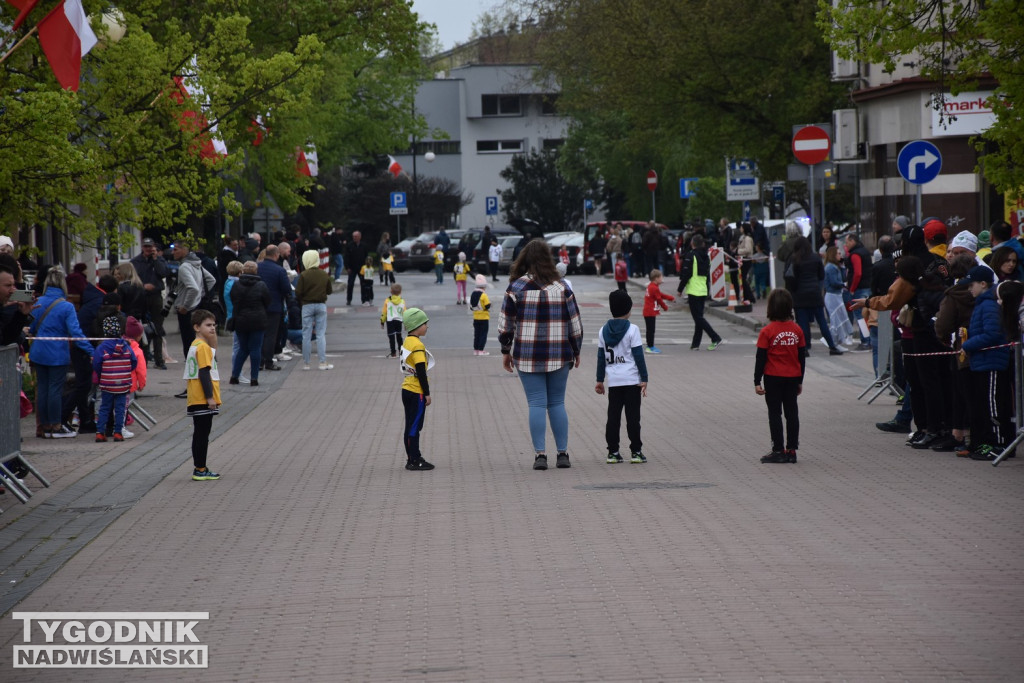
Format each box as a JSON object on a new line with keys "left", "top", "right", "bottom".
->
{"left": 679, "top": 177, "right": 699, "bottom": 199}
{"left": 897, "top": 140, "right": 942, "bottom": 185}
{"left": 390, "top": 192, "right": 407, "bottom": 209}
{"left": 485, "top": 196, "right": 498, "bottom": 215}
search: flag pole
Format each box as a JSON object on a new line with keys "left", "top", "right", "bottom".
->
{"left": 0, "top": 26, "right": 38, "bottom": 66}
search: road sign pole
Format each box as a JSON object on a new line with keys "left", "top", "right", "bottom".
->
{"left": 651, "top": 192, "right": 656, "bottom": 222}
{"left": 396, "top": 215, "right": 401, "bottom": 243}
{"left": 808, "top": 165, "right": 816, "bottom": 252}
{"left": 916, "top": 185, "right": 922, "bottom": 225}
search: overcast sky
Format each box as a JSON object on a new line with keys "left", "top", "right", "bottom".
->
{"left": 413, "top": 0, "right": 498, "bottom": 51}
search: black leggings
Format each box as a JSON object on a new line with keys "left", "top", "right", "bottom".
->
{"left": 402, "top": 389, "right": 427, "bottom": 462}
{"left": 606, "top": 385, "right": 642, "bottom": 454}
{"left": 644, "top": 316, "right": 656, "bottom": 348}
{"left": 763, "top": 375, "right": 800, "bottom": 452}
{"left": 191, "top": 413, "right": 213, "bottom": 469}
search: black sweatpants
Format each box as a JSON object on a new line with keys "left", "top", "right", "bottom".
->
{"left": 643, "top": 316, "right": 656, "bottom": 349}
{"left": 606, "top": 385, "right": 642, "bottom": 454}
{"left": 687, "top": 294, "right": 721, "bottom": 348}
{"left": 402, "top": 389, "right": 427, "bottom": 463}
{"left": 763, "top": 375, "right": 800, "bottom": 452}
{"left": 191, "top": 412, "right": 213, "bottom": 469}
{"left": 386, "top": 320, "right": 403, "bottom": 355}
{"left": 473, "top": 319, "right": 489, "bottom": 351}
{"left": 970, "top": 369, "right": 1013, "bottom": 448}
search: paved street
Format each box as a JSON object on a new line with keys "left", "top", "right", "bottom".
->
{"left": 2, "top": 272, "right": 1023, "bottom": 681}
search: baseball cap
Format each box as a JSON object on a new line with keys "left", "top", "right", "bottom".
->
{"left": 403, "top": 307, "right": 429, "bottom": 332}
{"left": 141, "top": 237, "right": 155, "bottom": 246}
{"left": 922, "top": 219, "right": 948, "bottom": 243}
{"left": 964, "top": 265, "right": 994, "bottom": 285}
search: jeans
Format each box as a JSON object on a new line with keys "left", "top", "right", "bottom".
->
{"left": 332, "top": 254, "right": 344, "bottom": 280}
{"left": 96, "top": 391, "right": 127, "bottom": 434}
{"left": 517, "top": 364, "right": 571, "bottom": 454}
{"left": 34, "top": 363, "right": 68, "bottom": 427}
{"left": 233, "top": 330, "right": 264, "bottom": 381}
{"left": 434, "top": 263, "right": 444, "bottom": 283}
{"left": 870, "top": 326, "right": 879, "bottom": 376}
{"left": 851, "top": 288, "right": 871, "bottom": 342}
{"left": 301, "top": 303, "right": 328, "bottom": 364}
{"left": 795, "top": 306, "right": 837, "bottom": 350}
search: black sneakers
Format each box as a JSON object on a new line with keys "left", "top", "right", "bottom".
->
{"left": 761, "top": 449, "right": 797, "bottom": 464}
{"left": 405, "top": 458, "right": 435, "bottom": 471}
{"left": 606, "top": 452, "right": 624, "bottom": 464}
{"left": 533, "top": 454, "right": 548, "bottom": 470}
{"left": 910, "top": 432, "right": 941, "bottom": 449}
{"left": 876, "top": 419, "right": 911, "bottom": 433}
{"left": 556, "top": 452, "right": 571, "bottom": 468}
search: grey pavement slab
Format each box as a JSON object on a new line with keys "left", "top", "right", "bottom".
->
{"left": 1, "top": 273, "right": 1022, "bottom": 681}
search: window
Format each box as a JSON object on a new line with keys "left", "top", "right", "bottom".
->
{"left": 541, "top": 138, "right": 564, "bottom": 150}
{"left": 481, "top": 94, "right": 522, "bottom": 116}
{"left": 541, "top": 95, "right": 559, "bottom": 115}
{"left": 406, "top": 141, "right": 461, "bottom": 156}
{"left": 477, "top": 140, "right": 524, "bottom": 153}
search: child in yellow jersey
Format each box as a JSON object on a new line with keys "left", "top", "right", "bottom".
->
{"left": 400, "top": 308, "right": 435, "bottom": 470}
{"left": 380, "top": 249, "right": 395, "bottom": 286}
{"left": 359, "top": 256, "right": 375, "bottom": 306}
{"left": 469, "top": 274, "right": 491, "bottom": 356}
{"left": 380, "top": 283, "right": 405, "bottom": 358}
{"left": 433, "top": 247, "right": 444, "bottom": 284}
{"left": 453, "top": 251, "right": 470, "bottom": 304}
{"left": 185, "top": 310, "right": 221, "bottom": 481}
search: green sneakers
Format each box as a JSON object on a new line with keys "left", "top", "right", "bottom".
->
{"left": 607, "top": 452, "right": 624, "bottom": 463}
{"left": 192, "top": 468, "right": 221, "bottom": 481}
{"left": 630, "top": 451, "right": 647, "bottom": 464}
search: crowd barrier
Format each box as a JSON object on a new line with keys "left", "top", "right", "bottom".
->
{"left": 0, "top": 344, "right": 51, "bottom": 512}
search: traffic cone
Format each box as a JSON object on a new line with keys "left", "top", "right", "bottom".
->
{"left": 726, "top": 283, "right": 739, "bottom": 311}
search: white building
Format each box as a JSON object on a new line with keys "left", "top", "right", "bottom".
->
{"left": 391, "top": 62, "right": 569, "bottom": 231}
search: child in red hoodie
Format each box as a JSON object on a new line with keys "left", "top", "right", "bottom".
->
{"left": 614, "top": 256, "right": 628, "bottom": 292}
{"left": 641, "top": 269, "right": 674, "bottom": 353}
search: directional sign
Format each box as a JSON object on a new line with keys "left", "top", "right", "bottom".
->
{"left": 679, "top": 177, "right": 699, "bottom": 199}
{"left": 897, "top": 140, "right": 942, "bottom": 185}
{"left": 389, "top": 192, "right": 407, "bottom": 215}
{"left": 485, "top": 196, "right": 499, "bottom": 216}
{"left": 646, "top": 169, "right": 658, "bottom": 192}
{"left": 792, "top": 125, "right": 831, "bottom": 165}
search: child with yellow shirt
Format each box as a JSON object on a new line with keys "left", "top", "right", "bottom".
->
{"left": 185, "top": 310, "right": 221, "bottom": 481}
{"left": 469, "top": 274, "right": 491, "bottom": 356}
{"left": 380, "top": 283, "right": 405, "bottom": 358}
{"left": 400, "top": 308, "right": 435, "bottom": 470}
{"left": 359, "top": 256, "right": 375, "bottom": 306}
{"left": 453, "top": 251, "right": 470, "bottom": 304}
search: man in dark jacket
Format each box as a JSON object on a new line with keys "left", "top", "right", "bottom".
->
{"left": 329, "top": 228, "right": 346, "bottom": 282}
{"left": 344, "top": 231, "right": 368, "bottom": 306}
{"left": 845, "top": 233, "right": 874, "bottom": 350}
{"left": 257, "top": 245, "right": 292, "bottom": 370}
{"left": 130, "top": 237, "right": 169, "bottom": 369}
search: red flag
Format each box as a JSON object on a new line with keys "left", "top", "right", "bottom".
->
{"left": 296, "top": 145, "right": 318, "bottom": 177}
{"left": 387, "top": 154, "right": 402, "bottom": 178}
{"left": 36, "top": 0, "right": 97, "bottom": 91}
{"left": 170, "top": 72, "right": 227, "bottom": 160}
{"left": 6, "top": 0, "right": 39, "bottom": 30}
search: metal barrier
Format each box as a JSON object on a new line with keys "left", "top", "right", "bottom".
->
{"left": 857, "top": 315, "right": 903, "bottom": 403}
{"left": 0, "top": 344, "right": 51, "bottom": 512}
{"left": 993, "top": 338, "right": 1023, "bottom": 467}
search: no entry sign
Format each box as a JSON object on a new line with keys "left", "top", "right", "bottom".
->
{"left": 647, "top": 169, "right": 658, "bottom": 192}
{"left": 792, "top": 126, "right": 831, "bottom": 165}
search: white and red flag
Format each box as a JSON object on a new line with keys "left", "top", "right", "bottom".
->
{"left": 387, "top": 154, "right": 403, "bottom": 178}
{"left": 169, "top": 62, "right": 227, "bottom": 161}
{"left": 37, "top": 0, "right": 97, "bottom": 91}
{"left": 296, "top": 145, "right": 318, "bottom": 177}
{"left": 6, "top": 0, "right": 39, "bottom": 30}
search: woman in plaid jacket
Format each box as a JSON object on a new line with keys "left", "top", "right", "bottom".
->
{"left": 498, "top": 240, "right": 584, "bottom": 471}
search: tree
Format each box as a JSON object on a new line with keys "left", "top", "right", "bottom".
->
{"left": 509, "top": 0, "right": 845, "bottom": 217}
{"left": 498, "top": 148, "right": 600, "bottom": 231}
{"left": 818, "top": 0, "right": 1024, "bottom": 195}
{"left": 0, "top": 0, "right": 430, "bottom": 250}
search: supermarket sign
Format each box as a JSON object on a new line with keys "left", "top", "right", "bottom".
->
{"left": 932, "top": 91, "right": 996, "bottom": 137}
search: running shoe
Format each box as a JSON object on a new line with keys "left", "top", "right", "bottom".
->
{"left": 192, "top": 469, "right": 221, "bottom": 481}
{"left": 607, "top": 452, "right": 624, "bottom": 464}
{"left": 630, "top": 451, "right": 647, "bottom": 464}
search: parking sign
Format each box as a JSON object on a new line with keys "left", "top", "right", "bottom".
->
{"left": 485, "top": 196, "right": 499, "bottom": 216}
{"left": 389, "top": 192, "right": 407, "bottom": 215}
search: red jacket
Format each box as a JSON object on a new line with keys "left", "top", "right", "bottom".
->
{"left": 614, "top": 259, "right": 628, "bottom": 283}
{"left": 642, "top": 281, "right": 674, "bottom": 317}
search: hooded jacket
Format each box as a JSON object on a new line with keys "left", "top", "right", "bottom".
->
{"left": 595, "top": 318, "right": 648, "bottom": 387}
{"left": 962, "top": 288, "right": 1011, "bottom": 371}
{"left": 28, "top": 286, "right": 95, "bottom": 366}
{"left": 92, "top": 337, "right": 137, "bottom": 394}
{"left": 295, "top": 250, "right": 333, "bottom": 305}
{"left": 175, "top": 252, "right": 217, "bottom": 312}
{"left": 229, "top": 273, "right": 271, "bottom": 332}
{"left": 934, "top": 281, "right": 975, "bottom": 369}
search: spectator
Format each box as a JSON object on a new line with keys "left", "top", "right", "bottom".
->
{"left": 642, "top": 221, "right": 661, "bottom": 276}
{"left": 216, "top": 236, "right": 237, "bottom": 297}
{"left": 844, "top": 233, "right": 874, "bottom": 350}
{"left": 376, "top": 232, "right": 393, "bottom": 283}
{"left": 784, "top": 236, "right": 843, "bottom": 356}
{"left": 933, "top": 252, "right": 979, "bottom": 453}
{"left": 589, "top": 227, "right": 607, "bottom": 276}
{"left": 818, "top": 223, "right": 837, "bottom": 256}
{"left": 0, "top": 255, "right": 32, "bottom": 346}
{"left": 256, "top": 244, "right": 291, "bottom": 371}
{"left": 113, "top": 262, "right": 147, "bottom": 328}
{"left": 922, "top": 219, "right": 948, "bottom": 259}
{"left": 989, "top": 246, "right": 1019, "bottom": 282}
{"left": 229, "top": 261, "right": 270, "bottom": 386}
{"left": 823, "top": 246, "right": 854, "bottom": 348}
{"left": 329, "top": 228, "right": 346, "bottom": 283}
{"left": 628, "top": 223, "right": 645, "bottom": 276}
{"left": 736, "top": 223, "right": 755, "bottom": 304}
{"left": 28, "top": 266, "right": 94, "bottom": 438}
{"left": 130, "top": 237, "right": 169, "bottom": 370}
{"left": 172, "top": 239, "right": 217, "bottom": 360}
{"left": 295, "top": 249, "right": 334, "bottom": 371}
{"left": 65, "top": 263, "right": 89, "bottom": 300}
{"left": 344, "top": 231, "right": 368, "bottom": 306}
{"left": 498, "top": 240, "right": 584, "bottom": 471}
{"left": 605, "top": 225, "right": 623, "bottom": 274}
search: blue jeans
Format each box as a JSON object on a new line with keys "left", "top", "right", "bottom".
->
{"left": 870, "top": 326, "right": 879, "bottom": 376}
{"left": 232, "top": 330, "right": 264, "bottom": 381}
{"left": 332, "top": 254, "right": 344, "bottom": 280}
{"left": 97, "top": 391, "right": 127, "bottom": 434}
{"left": 795, "top": 306, "right": 837, "bottom": 350}
{"left": 34, "top": 363, "right": 68, "bottom": 427}
{"left": 302, "top": 303, "right": 328, "bottom": 364}
{"left": 517, "top": 364, "right": 571, "bottom": 454}
{"left": 851, "top": 288, "right": 870, "bottom": 342}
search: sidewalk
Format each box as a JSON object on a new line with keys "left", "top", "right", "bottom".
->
{"left": 2, "top": 273, "right": 1022, "bottom": 681}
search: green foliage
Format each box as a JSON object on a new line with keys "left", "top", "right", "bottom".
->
{"left": 527, "top": 0, "right": 844, "bottom": 216}
{"left": 0, "top": 0, "right": 430, "bottom": 248}
{"left": 498, "top": 148, "right": 601, "bottom": 231}
{"left": 818, "top": 0, "right": 1024, "bottom": 195}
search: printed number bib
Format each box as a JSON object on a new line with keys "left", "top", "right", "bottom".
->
{"left": 400, "top": 347, "right": 435, "bottom": 376}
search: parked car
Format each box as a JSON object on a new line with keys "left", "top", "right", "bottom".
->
{"left": 391, "top": 231, "right": 438, "bottom": 272}
{"left": 581, "top": 220, "right": 671, "bottom": 275}
{"left": 496, "top": 235, "right": 523, "bottom": 274}
{"left": 465, "top": 227, "right": 524, "bottom": 273}
{"left": 547, "top": 232, "right": 585, "bottom": 274}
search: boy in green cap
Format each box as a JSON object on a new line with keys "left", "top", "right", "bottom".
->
{"left": 400, "top": 308, "right": 435, "bottom": 470}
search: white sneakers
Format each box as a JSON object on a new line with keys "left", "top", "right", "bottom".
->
{"left": 318, "top": 362, "right": 334, "bottom": 370}
{"left": 122, "top": 429, "right": 135, "bottom": 439}
{"left": 303, "top": 364, "right": 311, "bottom": 371}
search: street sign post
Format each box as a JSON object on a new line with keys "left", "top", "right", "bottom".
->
{"left": 390, "top": 191, "right": 408, "bottom": 241}
{"left": 680, "top": 177, "right": 699, "bottom": 199}
{"left": 485, "top": 196, "right": 498, "bottom": 216}
{"left": 792, "top": 125, "right": 832, "bottom": 248}
{"left": 897, "top": 140, "right": 942, "bottom": 224}
{"left": 647, "top": 170, "right": 658, "bottom": 221}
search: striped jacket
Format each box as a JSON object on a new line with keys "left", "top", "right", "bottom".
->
{"left": 497, "top": 276, "right": 583, "bottom": 373}
{"left": 92, "top": 338, "right": 138, "bottom": 394}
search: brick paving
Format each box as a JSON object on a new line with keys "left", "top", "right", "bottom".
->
{"left": 1, "top": 272, "right": 1022, "bottom": 681}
